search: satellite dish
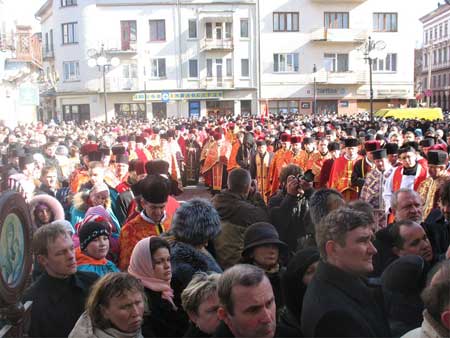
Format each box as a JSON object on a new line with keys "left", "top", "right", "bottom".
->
{"left": 374, "top": 40, "right": 387, "bottom": 51}
{"left": 87, "top": 48, "right": 98, "bottom": 58}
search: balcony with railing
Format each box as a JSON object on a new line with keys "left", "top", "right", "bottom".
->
{"left": 310, "top": 28, "right": 368, "bottom": 43}
{"left": 200, "top": 78, "right": 234, "bottom": 89}
{"left": 103, "top": 39, "right": 138, "bottom": 54}
{"left": 106, "top": 77, "right": 139, "bottom": 91}
{"left": 200, "top": 39, "right": 234, "bottom": 52}
{"left": 42, "top": 48, "right": 54, "bottom": 60}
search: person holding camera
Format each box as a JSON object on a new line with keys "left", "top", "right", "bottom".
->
{"left": 268, "top": 164, "right": 315, "bottom": 255}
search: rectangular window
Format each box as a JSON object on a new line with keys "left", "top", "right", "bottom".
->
{"left": 273, "top": 12, "right": 299, "bottom": 32}
{"left": 225, "top": 22, "right": 233, "bottom": 39}
{"left": 122, "top": 64, "right": 138, "bottom": 78}
{"left": 434, "top": 50, "right": 437, "bottom": 65}
{"left": 324, "top": 53, "right": 349, "bottom": 72}
{"left": 273, "top": 53, "right": 299, "bottom": 72}
{"left": 61, "top": 0, "right": 76, "bottom": 7}
{"left": 50, "top": 29, "right": 54, "bottom": 50}
{"left": 446, "top": 23, "right": 448, "bottom": 37}
{"left": 373, "top": 13, "right": 398, "bottom": 32}
{"left": 440, "top": 24, "right": 443, "bottom": 38}
{"left": 424, "top": 53, "right": 428, "bottom": 67}
{"left": 438, "top": 74, "right": 442, "bottom": 87}
{"left": 63, "top": 61, "right": 79, "bottom": 81}
{"left": 433, "top": 76, "right": 437, "bottom": 88}
{"left": 240, "top": 19, "right": 249, "bottom": 38}
{"left": 439, "top": 49, "right": 443, "bottom": 64}
{"left": 189, "top": 59, "right": 198, "bottom": 78}
{"left": 188, "top": 20, "right": 197, "bottom": 38}
{"left": 149, "top": 20, "right": 166, "bottom": 41}
{"left": 63, "top": 104, "right": 90, "bottom": 123}
{"left": 226, "top": 58, "right": 232, "bottom": 76}
{"left": 206, "top": 22, "right": 213, "bottom": 39}
{"left": 445, "top": 48, "right": 448, "bottom": 63}
{"left": 151, "top": 58, "right": 166, "bottom": 77}
{"left": 241, "top": 59, "right": 249, "bottom": 77}
{"left": 45, "top": 33, "right": 49, "bottom": 52}
{"left": 324, "top": 12, "right": 349, "bottom": 29}
{"left": 373, "top": 53, "right": 397, "bottom": 72}
{"left": 206, "top": 59, "right": 213, "bottom": 77}
{"left": 61, "top": 22, "right": 77, "bottom": 44}
{"left": 444, "top": 74, "right": 447, "bottom": 87}
{"left": 435, "top": 27, "right": 438, "bottom": 39}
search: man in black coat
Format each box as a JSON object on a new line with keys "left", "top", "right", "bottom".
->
{"left": 301, "top": 207, "right": 391, "bottom": 337}
{"left": 23, "top": 222, "right": 98, "bottom": 337}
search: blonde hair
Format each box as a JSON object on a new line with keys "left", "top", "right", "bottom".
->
{"left": 181, "top": 272, "right": 220, "bottom": 315}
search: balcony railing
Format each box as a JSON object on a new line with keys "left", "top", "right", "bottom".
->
{"left": 312, "top": 71, "right": 367, "bottom": 85}
{"left": 103, "top": 39, "right": 137, "bottom": 54}
{"left": 200, "top": 39, "right": 234, "bottom": 51}
{"left": 200, "top": 78, "right": 234, "bottom": 89}
{"left": 106, "top": 77, "right": 139, "bottom": 91}
{"left": 310, "top": 28, "right": 368, "bottom": 43}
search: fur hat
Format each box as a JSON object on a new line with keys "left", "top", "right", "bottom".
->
{"left": 29, "top": 194, "right": 65, "bottom": 229}
{"left": 171, "top": 198, "right": 221, "bottom": 246}
{"left": 145, "top": 160, "right": 170, "bottom": 176}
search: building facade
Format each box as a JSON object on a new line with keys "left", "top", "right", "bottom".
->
{"left": 36, "top": 0, "right": 416, "bottom": 122}
{"left": 259, "top": 0, "right": 416, "bottom": 116}
{"left": 420, "top": 4, "right": 450, "bottom": 110}
{"left": 36, "top": 0, "right": 257, "bottom": 122}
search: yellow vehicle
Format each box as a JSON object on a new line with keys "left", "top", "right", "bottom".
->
{"left": 374, "top": 108, "right": 443, "bottom": 121}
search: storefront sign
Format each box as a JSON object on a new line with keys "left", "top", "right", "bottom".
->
{"left": 133, "top": 91, "right": 223, "bottom": 101}
{"left": 317, "top": 88, "right": 347, "bottom": 96}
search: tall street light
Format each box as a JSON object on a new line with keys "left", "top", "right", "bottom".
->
{"left": 313, "top": 64, "right": 317, "bottom": 116}
{"left": 88, "top": 44, "right": 120, "bottom": 122}
{"left": 362, "top": 36, "right": 386, "bottom": 122}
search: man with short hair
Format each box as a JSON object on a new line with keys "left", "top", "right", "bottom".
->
{"left": 23, "top": 223, "right": 98, "bottom": 337}
{"left": 301, "top": 208, "right": 391, "bottom": 337}
{"left": 213, "top": 168, "right": 269, "bottom": 269}
{"left": 215, "top": 264, "right": 277, "bottom": 338}
{"left": 391, "top": 188, "right": 423, "bottom": 223}
{"left": 389, "top": 220, "right": 434, "bottom": 263}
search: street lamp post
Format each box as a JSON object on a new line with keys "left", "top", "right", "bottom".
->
{"left": 362, "top": 36, "right": 386, "bottom": 123}
{"left": 313, "top": 64, "right": 317, "bottom": 116}
{"left": 88, "top": 44, "right": 120, "bottom": 122}
{"left": 143, "top": 66, "right": 148, "bottom": 119}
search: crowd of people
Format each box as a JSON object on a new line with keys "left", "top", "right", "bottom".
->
{"left": 1, "top": 113, "right": 450, "bottom": 338}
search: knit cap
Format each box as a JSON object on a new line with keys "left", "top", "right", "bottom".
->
{"left": 78, "top": 221, "right": 111, "bottom": 250}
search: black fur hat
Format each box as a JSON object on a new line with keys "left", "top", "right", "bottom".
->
{"left": 171, "top": 198, "right": 221, "bottom": 246}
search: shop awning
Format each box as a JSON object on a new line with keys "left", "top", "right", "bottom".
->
{"left": 375, "top": 108, "right": 443, "bottom": 121}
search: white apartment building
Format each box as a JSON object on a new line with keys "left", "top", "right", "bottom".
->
{"left": 420, "top": 4, "right": 450, "bottom": 110}
{"left": 259, "top": 0, "right": 416, "bottom": 115}
{"left": 35, "top": 0, "right": 257, "bottom": 122}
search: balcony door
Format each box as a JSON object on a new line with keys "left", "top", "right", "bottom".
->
{"left": 215, "top": 23, "right": 222, "bottom": 40}
{"left": 121, "top": 20, "right": 137, "bottom": 50}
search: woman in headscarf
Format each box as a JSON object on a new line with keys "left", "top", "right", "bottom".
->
{"left": 128, "top": 236, "right": 188, "bottom": 338}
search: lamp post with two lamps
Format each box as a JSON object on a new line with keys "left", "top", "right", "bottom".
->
{"left": 87, "top": 44, "right": 120, "bottom": 122}
{"left": 361, "top": 36, "right": 386, "bottom": 122}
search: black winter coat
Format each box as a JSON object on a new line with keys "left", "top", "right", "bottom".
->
{"left": 268, "top": 189, "right": 314, "bottom": 253}
{"left": 142, "top": 288, "right": 188, "bottom": 338}
{"left": 23, "top": 272, "right": 98, "bottom": 338}
{"left": 301, "top": 261, "right": 391, "bottom": 338}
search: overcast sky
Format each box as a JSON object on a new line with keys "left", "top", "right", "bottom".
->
{"left": 3, "top": 0, "right": 441, "bottom": 46}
